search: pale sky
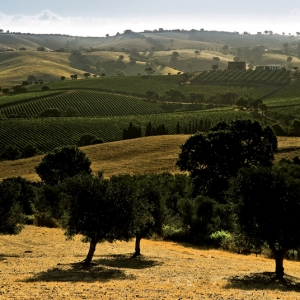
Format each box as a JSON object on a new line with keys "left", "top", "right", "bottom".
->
{"left": 0, "top": 0, "right": 300, "bottom": 37}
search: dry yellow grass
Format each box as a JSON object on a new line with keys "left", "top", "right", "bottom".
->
{"left": 0, "top": 135, "right": 300, "bottom": 182}
{"left": 0, "top": 51, "right": 84, "bottom": 85}
{"left": 1, "top": 226, "right": 300, "bottom": 299}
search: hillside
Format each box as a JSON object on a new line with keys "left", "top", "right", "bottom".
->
{"left": 0, "top": 51, "right": 83, "bottom": 86}
{"left": 1, "top": 225, "right": 300, "bottom": 300}
{"left": 0, "top": 135, "right": 299, "bottom": 182}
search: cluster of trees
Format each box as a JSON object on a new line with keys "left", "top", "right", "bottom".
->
{"left": 145, "top": 122, "right": 168, "bottom": 136}
{"left": 0, "top": 144, "right": 40, "bottom": 161}
{"left": 3, "top": 120, "right": 300, "bottom": 279}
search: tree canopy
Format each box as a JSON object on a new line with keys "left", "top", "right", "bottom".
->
{"left": 232, "top": 165, "right": 300, "bottom": 279}
{"left": 35, "top": 146, "right": 92, "bottom": 185}
{"left": 177, "top": 120, "right": 277, "bottom": 199}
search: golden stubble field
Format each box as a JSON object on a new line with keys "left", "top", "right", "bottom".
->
{"left": 1, "top": 135, "right": 300, "bottom": 182}
{"left": 1, "top": 226, "right": 300, "bottom": 300}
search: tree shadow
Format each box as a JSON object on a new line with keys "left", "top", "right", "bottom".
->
{"left": 225, "top": 272, "right": 300, "bottom": 292}
{"left": 23, "top": 262, "right": 135, "bottom": 283}
{"left": 0, "top": 253, "right": 20, "bottom": 261}
{"left": 94, "top": 253, "right": 163, "bottom": 269}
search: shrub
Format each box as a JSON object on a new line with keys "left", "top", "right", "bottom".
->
{"left": 41, "top": 85, "right": 50, "bottom": 91}
{"left": 209, "top": 230, "right": 231, "bottom": 248}
{"left": 90, "top": 138, "right": 104, "bottom": 145}
{"left": 34, "top": 212, "right": 60, "bottom": 228}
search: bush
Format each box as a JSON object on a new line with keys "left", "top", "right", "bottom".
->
{"left": 209, "top": 230, "right": 231, "bottom": 248}
{"left": 77, "top": 133, "right": 96, "bottom": 146}
{"left": 34, "top": 212, "right": 60, "bottom": 228}
{"left": 41, "top": 86, "right": 50, "bottom": 91}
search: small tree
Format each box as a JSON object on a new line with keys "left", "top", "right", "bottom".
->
{"left": 61, "top": 76, "right": 65, "bottom": 81}
{"left": 144, "top": 67, "right": 155, "bottom": 75}
{"left": 77, "top": 133, "right": 97, "bottom": 146}
{"left": 35, "top": 146, "right": 92, "bottom": 186}
{"left": 232, "top": 166, "right": 300, "bottom": 279}
{"left": 83, "top": 72, "right": 91, "bottom": 79}
{"left": 62, "top": 174, "right": 137, "bottom": 265}
{"left": 0, "top": 180, "right": 25, "bottom": 235}
{"left": 1, "top": 145, "right": 22, "bottom": 160}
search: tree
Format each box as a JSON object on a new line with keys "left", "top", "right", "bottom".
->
{"left": 176, "top": 120, "right": 278, "bottom": 200}
{"left": 232, "top": 165, "right": 300, "bottom": 279}
{"left": 212, "top": 64, "right": 218, "bottom": 70}
{"left": 22, "top": 144, "right": 39, "bottom": 158}
{"left": 287, "top": 56, "right": 293, "bottom": 64}
{"left": 1, "top": 145, "right": 21, "bottom": 161}
{"left": 194, "top": 50, "right": 200, "bottom": 58}
{"left": 35, "top": 146, "right": 92, "bottom": 186}
{"left": 221, "top": 45, "right": 229, "bottom": 54}
{"left": 41, "top": 86, "right": 50, "bottom": 91}
{"left": 0, "top": 180, "right": 25, "bottom": 235}
{"left": 61, "top": 76, "right": 65, "bottom": 81}
{"left": 2, "top": 177, "right": 36, "bottom": 215}
{"left": 144, "top": 67, "right": 155, "bottom": 75}
{"left": 62, "top": 173, "right": 137, "bottom": 265}
{"left": 132, "top": 174, "right": 165, "bottom": 256}
{"left": 213, "top": 57, "right": 220, "bottom": 64}
{"left": 83, "top": 72, "right": 91, "bottom": 79}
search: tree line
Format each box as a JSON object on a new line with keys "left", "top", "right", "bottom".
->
{"left": 2, "top": 120, "right": 300, "bottom": 279}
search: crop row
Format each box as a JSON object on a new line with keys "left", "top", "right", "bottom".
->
{"left": 270, "top": 73, "right": 300, "bottom": 98}
{"left": 0, "top": 109, "right": 252, "bottom": 153}
{"left": 191, "top": 69, "right": 291, "bottom": 86}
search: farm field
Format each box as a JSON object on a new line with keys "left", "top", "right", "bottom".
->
{"left": 0, "top": 135, "right": 299, "bottom": 182}
{"left": 0, "top": 108, "right": 248, "bottom": 153}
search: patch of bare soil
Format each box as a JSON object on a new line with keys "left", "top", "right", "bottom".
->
{"left": 1, "top": 226, "right": 300, "bottom": 299}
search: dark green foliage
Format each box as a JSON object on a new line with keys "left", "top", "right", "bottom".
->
{"left": 37, "top": 184, "right": 66, "bottom": 220}
{"left": 178, "top": 196, "right": 222, "bottom": 243}
{"left": 22, "top": 144, "right": 40, "bottom": 158}
{"left": 77, "top": 133, "right": 97, "bottom": 146}
{"left": 145, "top": 122, "right": 168, "bottom": 136}
{"left": 232, "top": 166, "right": 300, "bottom": 278}
{"left": 1, "top": 145, "right": 22, "bottom": 160}
{"left": 2, "top": 177, "right": 36, "bottom": 215}
{"left": 0, "top": 180, "right": 25, "bottom": 235}
{"left": 123, "top": 123, "right": 142, "bottom": 140}
{"left": 164, "top": 89, "right": 186, "bottom": 102}
{"left": 289, "top": 119, "right": 300, "bottom": 136}
{"left": 62, "top": 173, "right": 137, "bottom": 264}
{"left": 177, "top": 120, "right": 277, "bottom": 200}
{"left": 41, "top": 86, "right": 50, "bottom": 91}
{"left": 35, "top": 146, "right": 92, "bottom": 185}
{"left": 271, "top": 123, "right": 287, "bottom": 136}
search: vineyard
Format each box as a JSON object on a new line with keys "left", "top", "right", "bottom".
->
{"left": 0, "top": 91, "right": 175, "bottom": 118}
{"left": 0, "top": 109, "right": 253, "bottom": 153}
{"left": 190, "top": 69, "right": 292, "bottom": 87}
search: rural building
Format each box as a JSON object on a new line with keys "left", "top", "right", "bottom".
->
{"left": 256, "top": 65, "right": 282, "bottom": 70}
{"left": 227, "top": 61, "right": 246, "bottom": 70}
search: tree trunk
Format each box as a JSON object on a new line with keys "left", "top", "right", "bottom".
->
{"left": 270, "top": 244, "right": 285, "bottom": 279}
{"left": 84, "top": 238, "right": 98, "bottom": 265}
{"left": 134, "top": 236, "right": 142, "bottom": 257}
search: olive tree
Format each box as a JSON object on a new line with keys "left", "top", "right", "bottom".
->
{"left": 232, "top": 166, "right": 300, "bottom": 279}
{"left": 35, "top": 146, "right": 92, "bottom": 186}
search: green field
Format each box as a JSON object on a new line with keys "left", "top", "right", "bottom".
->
{"left": 0, "top": 109, "right": 253, "bottom": 153}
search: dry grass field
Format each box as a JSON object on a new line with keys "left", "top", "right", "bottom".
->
{"left": 1, "top": 135, "right": 300, "bottom": 182}
{"left": 2, "top": 226, "right": 300, "bottom": 299}
{"left": 2, "top": 136, "right": 300, "bottom": 299}
{"left": 0, "top": 51, "right": 84, "bottom": 86}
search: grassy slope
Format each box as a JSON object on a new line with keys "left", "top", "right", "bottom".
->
{"left": 0, "top": 135, "right": 298, "bottom": 182}
{"left": 0, "top": 51, "right": 84, "bottom": 86}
